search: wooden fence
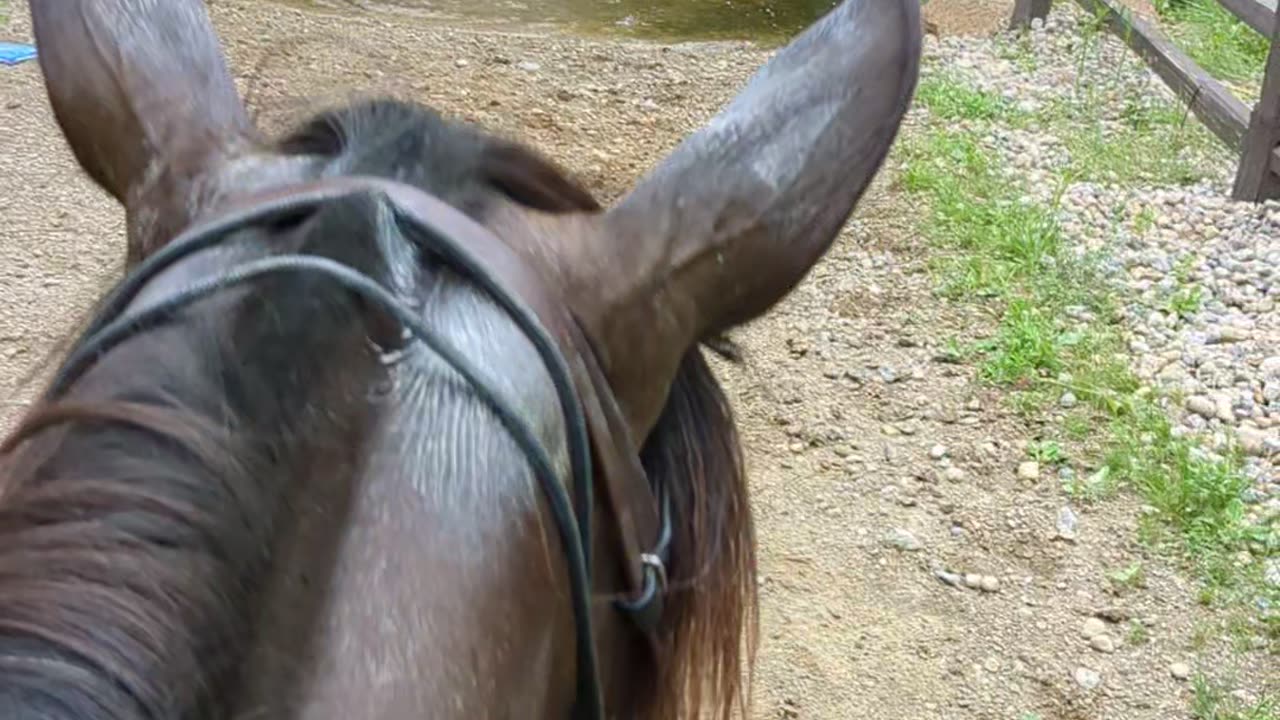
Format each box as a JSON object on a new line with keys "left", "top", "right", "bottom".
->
{"left": 1010, "top": 0, "right": 1280, "bottom": 202}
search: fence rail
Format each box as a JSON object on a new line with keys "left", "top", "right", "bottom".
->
{"left": 1012, "top": 0, "right": 1280, "bottom": 201}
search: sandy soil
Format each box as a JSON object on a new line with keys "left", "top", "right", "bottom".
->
{"left": 0, "top": 1, "right": 1273, "bottom": 718}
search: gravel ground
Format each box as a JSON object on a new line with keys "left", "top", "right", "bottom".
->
{"left": 1, "top": 1, "right": 1276, "bottom": 717}
{"left": 928, "top": 7, "right": 1280, "bottom": 546}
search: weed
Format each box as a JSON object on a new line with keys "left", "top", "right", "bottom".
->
{"left": 996, "top": 32, "right": 1039, "bottom": 74}
{"left": 1127, "top": 619, "right": 1150, "bottom": 645}
{"left": 1168, "top": 283, "right": 1205, "bottom": 319}
{"left": 1192, "top": 674, "right": 1278, "bottom": 719}
{"left": 915, "top": 73, "right": 1024, "bottom": 123}
{"left": 1132, "top": 205, "right": 1158, "bottom": 236}
{"left": 1028, "top": 440, "right": 1067, "bottom": 465}
{"left": 1108, "top": 561, "right": 1149, "bottom": 592}
{"left": 1191, "top": 620, "right": 1216, "bottom": 651}
{"left": 1152, "top": 0, "right": 1266, "bottom": 90}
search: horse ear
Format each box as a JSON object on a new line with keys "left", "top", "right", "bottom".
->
{"left": 571, "top": 0, "right": 922, "bottom": 438}
{"left": 31, "top": 0, "right": 255, "bottom": 260}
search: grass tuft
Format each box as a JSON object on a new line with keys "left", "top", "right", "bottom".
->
{"left": 1152, "top": 0, "right": 1267, "bottom": 89}
{"left": 1192, "top": 674, "right": 1278, "bottom": 720}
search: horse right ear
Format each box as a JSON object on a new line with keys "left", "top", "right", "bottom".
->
{"left": 564, "top": 0, "right": 922, "bottom": 440}
{"left": 31, "top": 0, "right": 256, "bottom": 262}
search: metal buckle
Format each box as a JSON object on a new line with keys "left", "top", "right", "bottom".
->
{"left": 639, "top": 552, "right": 668, "bottom": 593}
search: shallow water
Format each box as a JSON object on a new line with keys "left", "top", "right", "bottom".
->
{"left": 278, "top": 0, "right": 841, "bottom": 44}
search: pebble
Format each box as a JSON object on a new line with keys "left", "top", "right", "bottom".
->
{"left": 883, "top": 528, "right": 923, "bottom": 552}
{"left": 1187, "top": 395, "right": 1217, "bottom": 419}
{"left": 929, "top": 444, "right": 949, "bottom": 460}
{"left": 934, "top": 568, "right": 965, "bottom": 587}
{"left": 942, "top": 467, "right": 967, "bottom": 483}
{"left": 1265, "top": 558, "right": 1280, "bottom": 587}
{"left": 1056, "top": 506, "right": 1079, "bottom": 541}
{"left": 1074, "top": 667, "right": 1102, "bottom": 690}
{"left": 1237, "top": 426, "right": 1275, "bottom": 456}
{"left": 1090, "top": 634, "right": 1116, "bottom": 653}
{"left": 1170, "top": 662, "right": 1192, "bottom": 680}
{"left": 1017, "top": 461, "right": 1041, "bottom": 480}
{"left": 1080, "top": 617, "right": 1108, "bottom": 639}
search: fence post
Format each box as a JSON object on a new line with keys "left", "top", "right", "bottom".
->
{"left": 1232, "top": 8, "right": 1280, "bottom": 202}
{"left": 1010, "top": 0, "right": 1053, "bottom": 29}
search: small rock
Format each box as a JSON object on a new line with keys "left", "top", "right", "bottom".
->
{"left": 1060, "top": 391, "right": 1079, "bottom": 408}
{"left": 929, "top": 444, "right": 949, "bottom": 460}
{"left": 1187, "top": 395, "right": 1217, "bottom": 418}
{"left": 878, "top": 366, "right": 899, "bottom": 383}
{"left": 1056, "top": 506, "right": 1079, "bottom": 540}
{"left": 1217, "top": 326, "right": 1250, "bottom": 343}
{"left": 942, "top": 467, "right": 967, "bottom": 483}
{"left": 1018, "top": 461, "right": 1041, "bottom": 480}
{"left": 1090, "top": 634, "right": 1116, "bottom": 653}
{"left": 934, "top": 568, "right": 964, "bottom": 587}
{"left": 516, "top": 60, "right": 541, "bottom": 71}
{"left": 980, "top": 575, "right": 1000, "bottom": 593}
{"left": 883, "top": 528, "right": 923, "bottom": 552}
{"left": 1094, "top": 607, "right": 1131, "bottom": 623}
{"left": 455, "top": 58, "right": 470, "bottom": 68}
{"left": 1074, "top": 667, "right": 1102, "bottom": 690}
{"left": 1170, "top": 662, "right": 1192, "bottom": 680}
{"left": 1081, "top": 617, "right": 1107, "bottom": 639}
{"left": 1237, "top": 426, "right": 1273, "bottom": 456}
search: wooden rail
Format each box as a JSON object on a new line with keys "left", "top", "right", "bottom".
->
{"left": 1010, "top": 0, "right": 1280, "bottom": 202}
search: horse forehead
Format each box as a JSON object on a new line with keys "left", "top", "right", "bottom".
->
{"left": 388, "top": 269, "right": 570, "bottom": 451}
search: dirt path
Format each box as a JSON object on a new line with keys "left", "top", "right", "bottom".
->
{"left": 0, "top": 2, "right": 1272, "bottom": 718}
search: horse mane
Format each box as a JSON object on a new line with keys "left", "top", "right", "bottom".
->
{"left": 0, "top": 96, "right": 756, "bottom": 720}
{"left": 640, "top": 349, "right": 758, "bottom": 720}
{"left": 0, "top": 248, "right": 382, "bottom": 720}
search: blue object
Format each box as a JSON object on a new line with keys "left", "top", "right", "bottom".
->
{"left": 0, "top": 42, "right": 37, "bottom": 66}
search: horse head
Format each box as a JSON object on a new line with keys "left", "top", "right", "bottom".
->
{"left": 2, "top": 1, "right": 921, "bottom": 718}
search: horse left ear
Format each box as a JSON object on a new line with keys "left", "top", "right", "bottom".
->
{"left": 31, "top": 0, "right": 256, "bottom": 262}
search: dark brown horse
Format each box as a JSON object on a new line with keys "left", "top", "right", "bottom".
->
{"left": 0, "top": 0, "right": 920, "bottom": 718}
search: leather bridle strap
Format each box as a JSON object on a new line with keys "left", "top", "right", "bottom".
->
{"left": 41, "top": 176, "right": 670, "bottom": 719}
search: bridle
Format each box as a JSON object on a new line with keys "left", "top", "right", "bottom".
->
{"left": 39, "top": 176, "right": 674, "bottom": 720}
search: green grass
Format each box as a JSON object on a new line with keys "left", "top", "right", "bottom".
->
{"left": 1108, "top": 561, "right": 1149, "bottom": 593}
{"left": 1127, "top": 618, "right": 1151, "bottom": 645}
{"left": 1192, "top": 675, "right": 1278, "bottom": 720}
{"left": 914, "top": 74, "right": 1026, "bottom": 124}
{"left": 1152, "top": 0, "right": 1267, "bottom": 88}
{"left": 1050, "top": 97, "right": 1218, "bottom": 186}
{"left": 904, "top": 60, "right": 1278, "bottom": 653}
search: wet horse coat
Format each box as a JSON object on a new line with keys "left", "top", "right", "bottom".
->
{"left": 1, "top": 1, "right": 921, "bottom": 718}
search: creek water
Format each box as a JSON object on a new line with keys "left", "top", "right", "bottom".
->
{"left": 276, "top": 0, "right": 841, "bottom": 44}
